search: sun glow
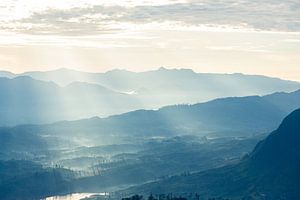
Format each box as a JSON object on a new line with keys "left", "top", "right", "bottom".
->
{"left": 0, "top": 0, "right": 299, "bottom": 81}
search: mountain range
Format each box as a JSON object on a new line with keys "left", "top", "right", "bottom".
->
{"left": 0, "top": 68, "right": 299, "bottom": 126}
{"left": 121, "top": 108, "right": 300, "bottom": 200}
{"left": 0, "top": 76, "right": 140, "bottom": 126}
{"left": 1, "top": 68, "right": 300, "bottom": 199}
{"left": 1, "top": 107, "right": 299, "bottom": 200}
{"left": 2, "top": 89, "right": 299, "bottom": 149}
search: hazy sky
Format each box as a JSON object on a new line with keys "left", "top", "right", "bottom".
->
{"left": 0, "top": 0, "right": 300, "bottom": 80}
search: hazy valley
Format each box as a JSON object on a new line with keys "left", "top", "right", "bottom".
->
{"left": 0, "top": 68, "right": 299, "bottom": 200}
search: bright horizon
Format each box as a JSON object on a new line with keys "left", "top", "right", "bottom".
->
{"left": 0, "top": 0, "right": 299, "bottom": 81}
{"left": 3, "top": 66, "right": 300, "bottom": 83}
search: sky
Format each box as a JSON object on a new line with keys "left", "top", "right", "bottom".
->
{"left": 0, "top": 0, "right": 300, "bottom": 81}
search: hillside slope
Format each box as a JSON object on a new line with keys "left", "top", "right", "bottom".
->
{"left": 0, "top": 68, "right": 300, "bottom": 126}
{"left": 124, "top": 109, "right": 300, "bottom": 199}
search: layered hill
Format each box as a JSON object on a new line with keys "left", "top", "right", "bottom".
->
{"left": 0, "top": 160, "right": 73, "bottom": 200}
{"left": 0, "top": 68, "right": 299, "bottom": 126}
{"left": 0, "top": 76, "right": 140, "bottom": 126}
{"left": 7, "top": 89, "right": 300, "bottom": 147}
{"left": 123, "top": 109, "right": 300, "bottom": 199}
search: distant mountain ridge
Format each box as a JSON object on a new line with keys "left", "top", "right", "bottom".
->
{"left": 122, "top": 108, "right": 300, "bottom": 199}
{"left": 8, "top": 68, "right": 300, "bottom": 98}
{"left": 0, "top": 68, "right": 300, "bottom": 126}
{"left": 0, "top": 76, "right": 141, "bottom": 126}
{"left": 4, "top": 67, "right": 300, "bottom": 87}
{"left": 4, "top": 89, "right": 300, "bottom": 148}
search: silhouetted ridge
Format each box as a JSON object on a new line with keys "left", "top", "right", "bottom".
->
{"left": 250, "top": 108, "right": 300, "bottom": 168}
{"left": 277, "top": 108, "right": 300, "bottom": 133}
{"left": 123, "top": 109, "right": 300, "bottom": 199}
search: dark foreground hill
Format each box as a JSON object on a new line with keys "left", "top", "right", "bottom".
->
{"left": 122, "top": 108, "right": 300, "bottom": 200}
{"left": 0, "top": 160, "right": 73, "bottom": 200}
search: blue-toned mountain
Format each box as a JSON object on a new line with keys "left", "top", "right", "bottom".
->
{"left": 123, "top": 109, "right": 300, "bottom": 199}
{"left": 0, "top": 68, "right": 299, "bottom": 126}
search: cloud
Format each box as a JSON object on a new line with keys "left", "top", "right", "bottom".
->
{"left": 1, "top": 0, "right": 300, "bottom": 35}
{"left": 207, "top": 45, "right": 271, "bottom": 53}
{"left": 282, "top": 39, "right": 300, "bottom": 43}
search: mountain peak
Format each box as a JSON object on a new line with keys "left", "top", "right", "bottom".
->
{"left": 250, "top": 108, "right": 300, "bottom": 168}
{"left": 156, "top": 67, "right": 195, "bottom": 74}
{"left": 158, "top": 66, "right": 168, "bottom": 71}
{"left": 278, "top": 108, "right": 300, "bottom": 133}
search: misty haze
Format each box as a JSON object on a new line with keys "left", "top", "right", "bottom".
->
{"left": 0, "top": 1, "right": 300, "bottom": 200}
